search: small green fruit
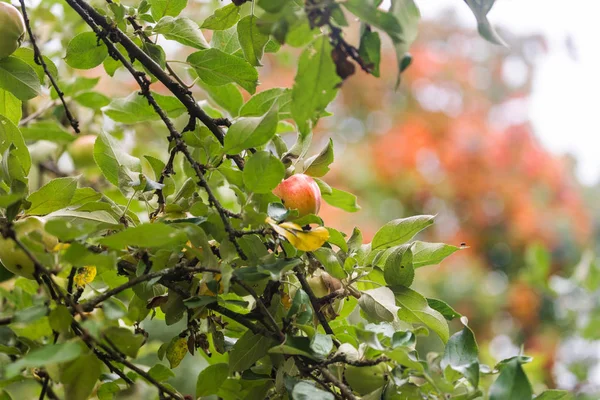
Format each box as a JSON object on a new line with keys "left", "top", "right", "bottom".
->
{"left": 272, "top": 174, "right": 321, "bottom": 217}
{"left": 0, "top": 3, "right": 26, "bottom": 60}
{"left": 0, "top": 217, "right": 58, "bottom": 280}
{"left": 307, "top": 273, "right": 329, "bottom": 298}
{"left": 344, "top": 364, "right": 388, "bottom": 395}
{"left": 68, "top": 134, "right": 97, "bottom": 169}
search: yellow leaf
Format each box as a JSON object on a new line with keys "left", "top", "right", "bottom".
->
{"left": 52, "top": 243, "right": 71, "bottom": 252}
{"left": 266, "top": 217, "right": 329, "bottom": 252}
{"left": 74, "top": 266, "right": 96, "bottom": 287}
{"left": 166, "top": 336, "right": 188, "bottom": 369}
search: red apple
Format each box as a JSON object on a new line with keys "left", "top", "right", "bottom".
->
{"left": 0, "top": 3, "right": 25, "bottom": 60}
{"left": 272, "top": 174, "right": 321, "bottom": 217}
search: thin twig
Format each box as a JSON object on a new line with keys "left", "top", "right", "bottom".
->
{"left": 19, "top": 1, "right": 80, "bottom": 133}
{"left": 318, "top": 366, "right": 357, "bottom": 400}
{"left": 295, "top": 266, "right": 335, "bottom": 336}
{"left": 65, "top": 0, "right": 246, "bottom": 259}
{"left": 81, "top": 265, "right": 214, "bottom": 312}
{"left": 69, "top": 0, "right": 245, "bottom": 170}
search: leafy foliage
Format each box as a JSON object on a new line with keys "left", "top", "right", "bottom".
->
{"left": 0, "top": 0, "right": 572, "bottom": 399}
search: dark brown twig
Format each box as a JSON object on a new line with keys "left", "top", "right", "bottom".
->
{"left": 19, "top": 0, "right": 80, "bottom": 133}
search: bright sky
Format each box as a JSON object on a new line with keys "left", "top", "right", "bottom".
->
{"left": 415, "top": 0, "right": 600, "bottom": 185}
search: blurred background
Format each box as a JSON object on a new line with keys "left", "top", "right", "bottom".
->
{"left": 3, "top": 0, "right": 600, "bottom": 398}
{"left": 305, "top": 1, "right": 600, "bottom": 397}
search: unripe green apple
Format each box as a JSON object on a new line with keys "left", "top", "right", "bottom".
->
{"left": 344, "top": 364, "right": 388, "bottom": 395}
{"left": 0, "top": 217, "right": 58, "bottom": 280}
{"left": 307, "top": 273, "right": 329, "bottom": 298}
{"left": 272, "top": 174, "right": 321, "bottom": 217}
{"left": 67, "top": 135, "right": 97, "bottom": 169}
{"left": 0, "top": 3, "right": 26, "bottom": 60}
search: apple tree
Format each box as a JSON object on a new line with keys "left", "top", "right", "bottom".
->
{"left": 0, "top": 0, "right": 572, "bottom": 399}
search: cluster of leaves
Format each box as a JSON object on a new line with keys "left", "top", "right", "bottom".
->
{"left": 0, "top": 0, "right": 573, "bottom": 399}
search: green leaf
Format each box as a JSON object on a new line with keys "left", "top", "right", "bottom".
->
{"left": 188, "top": 49, "right": 258, "bottom": 94}
{"left": 61, "top": 352, "right": 102, "bottom": 400}
{"left": 26, "top": 177, "right": 77, "bottom": 215}
{"left": 358, "top": 29, "right": 381, "bottom": 77}
{"left": 309, "top": 334, "right": 333, "bottom": 358}
{"left": 229, "top": 330, "right": 274, "bottom": 373}
{"left": 93, "top": 131, "right": 141, "bottom": 189}
{"left": 304, "top": 139, "right": 334, "bottom": 177}
{"left": 149, "top": 0, "right": 187, "bottom": 20}
{"left": 201, "top": 3, "right": 240, "bottom": 30}
{"left": 240, "top": 88, "right": 291, "bottom": 118}
{"left": 390, "top": 0, "right": 421, "bottom": 87}
{"left": 312, "top": 247, "right": 345, "bottom": 279}
{"left": 383, "top": 244, "right": 414, "bottom": 287}
{"left": 104, "top": 327, "right": 145, "bottom": 358}
{"left": 12, "top": 48, "right": 58, "bottom": 83}
{"left": 211, "top": 26, "right": 242, "bottom": 55}
{"left": 20, "top": 122, "right": 74, "bottom": 144}
{"left": 65, "top": 32, "right": 109, "bottom": 70}
{"left": 322, "top": 187, "right": 360, "bottom": 213}
{"left": 0, "top": 115, "right": 31, "bottom": 175}
{"left": 426, "top": 298, "right": 461, "bottom": 321}
{"left": 5, "top": 341, "right": 83, "bottom": 378}
{"left": 148, "top": 364, "right": 176, "bottom": 382}
{"left": 243, "top": 151, "right": 285, "bottom": 194}
{"left": 388, "top": 347, "right": 424, "bottom": 373}
{"left": 287, "top": 289, "right": 313, "bottom": 324}
{"left": 0, "top": 56, "right": 41, "bottom": 100}
{"left": 45, "top": 210, "right": 120, "bottom": 240}
{"left": 99, "top": 223, "right": 187, "bottom": 249}
{"left": 463, "top": 0, "right": 507, "bottom": 46}
{"left": 291, "top": 381, "right": 334, "bottom": 400}
{"left": 48, "top": 305, "right": 73, "bottom": 334}
{"left": 97, "top": 382, "right": 120, "bottom": 400}
{"left": 391, "top": 285, "right": 449, "bottom": 343}
{"left": 441, "top": 324, "right": 479, "bottom": 387}
{"left": 489, "top": 358, "right": 533, "bottom": 400}
{"left": 291, "top": 36, "right": 340, "bottom": 133}
{"left": 0, "top": 89, "right": 21, "bottom": 125}
{"left": 372, "top": 215, "right": 434, "bottom": 250}
{"left": 237, "top": 15, "right": 270, "bottom": 66}
{"left": 412, "top": 241, "right": 460, "bottom": 268}
{"left": 358, "top": 287, "right": 398, "bottom": 323}
{"left": 223, "top": 104, "right": 278, "bottom": 154}
{"left": 535, "top": 390, "right": 574, "bottom": 400}
{"left": 154, "top": 16, "right": 209, "bottom": 49}
{"left": 269, "top": 336, "right": 317, "bottom": 359}
{"left": 74, "top": 91, "right": 111, "bottom": 109}
{"left": 14, "top": 305, "right": 48, "bottom": 323}
{"left": 196, "top": 363, "right": 229, "bottom": 397}
{"left": 343, "top": 0, "right": 403, "bottom": 43}
{"left": 198, "top": 82, "right": 243, "bottom": 117}
{"left": 326, "top": 227, "right": 348, "bottom": 252}
{"left": 103, "top": 91, "right": 186, "bottom": 123}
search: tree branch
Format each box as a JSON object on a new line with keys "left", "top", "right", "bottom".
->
{"left": 80, "top": 265, "right": 216, "bottom": 312}
{"left": 19, "top": 0, "right": 80, "bottom": 133}
{"left": 295, "top": 266, "right": 335, "bottom": 336}
{"left": 64, "top": 0, "right": 246, "bottom": 259}
{"left": 67, "top": 0, "right": 245, "bottom": 169}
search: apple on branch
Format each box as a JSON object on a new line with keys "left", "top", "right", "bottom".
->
{"left": 0, "top": 3, "right": 26, "bottom": 60}
{"left": 272, "top": 174, "right": 321, "bottom": 217}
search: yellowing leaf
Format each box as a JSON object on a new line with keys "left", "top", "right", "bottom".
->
{"left": 267, "top": 217, "right": 329, "bottom": 252}
{"left": 53, "top": 243, "right": 71, "bottom": 252}
{"left": 74, "top": 266, "right": 96, "bottom": 287}
{"left": 166, "top": 336, "right": 188, "bottom": 369}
